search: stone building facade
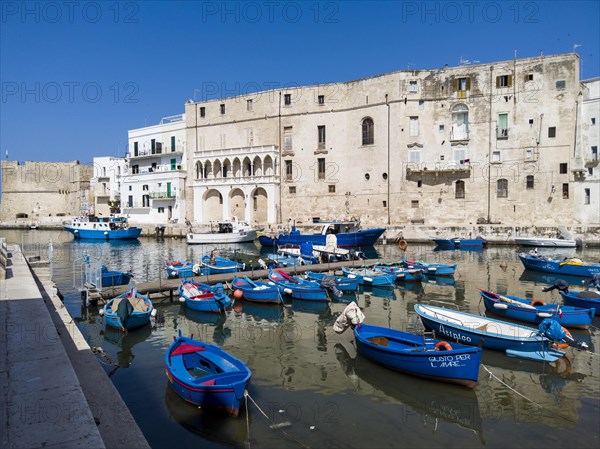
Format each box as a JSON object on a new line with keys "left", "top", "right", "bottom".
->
{"left": 0, "top": 160, "right": 92, "bottom": 222}
{"left": 185, "top": 53, "right": 598, "bottom": 227}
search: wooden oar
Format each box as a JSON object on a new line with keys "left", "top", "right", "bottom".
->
{"left": 245, "top": 276, "right": 259, "bottom": 288}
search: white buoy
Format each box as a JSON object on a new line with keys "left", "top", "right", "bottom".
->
{"left": 179, "top": 296, "right": 186, "bottom": 303}
{"left": 537, "top": 312, "right": 552, "bottom": 318}
{"left": 151, "top": 308, "right": 157, "bottom": 317}
{"left": 364, "top": 277, "right": 373, "bottom": 283}
{"left": 284, "top": 288, "right": 293, "bottom": 295}
{"left": 99, "top": 309, "right": 104, "bottom": 316}
{"left": 493, "top": 303, "right": 509, "bottom": 310}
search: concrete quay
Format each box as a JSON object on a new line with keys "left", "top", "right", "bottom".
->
{"left": 0, "top": 243, "right": 150, "bottom": 449}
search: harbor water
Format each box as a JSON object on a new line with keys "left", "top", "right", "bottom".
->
{"left": 4, "top": 229, "right": 600, "bottom": 449}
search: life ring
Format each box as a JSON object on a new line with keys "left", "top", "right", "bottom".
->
{"left": 350, "top": 216, "right": 357, "bottom": 221}
{"left": 555, "top": 327, "right": 573, "bottom": 350}
{"left": 553, "top": 357, "right": 573, "bottom": 375}
{"left": 435, "top": 341, "right": 453, "bottom": 351}
{"left": 530, "top": 299, "right": 546, "bottom": 307}
{"left": 398, "top": 239, "right": 408, "bottom": 251}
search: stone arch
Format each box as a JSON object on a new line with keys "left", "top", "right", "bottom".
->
{"left": 253, "top": 156, "right": 262, "bottom": 176}
{"left": 202, "top": 189, "right": 223, "bottom": 221}
{"left": 232, "top": 157, "right": 242, "bottom": 178}
{"left": 229, "top": 188, "right": 246, "bottom": 220}
{"left": 242, "top": 157, "right": 252, "bottom": 177}
{"left": 213, "top": 159, "right": 222, "bottom": 178}
{"left": 195, "top": 161, "right": 203, "bottom": 179}
{"left": 264, "top": 155, "right": 274, "bottom": 176}
{"left": 204, "top": 161, "right": 212, "bottom": 179}
{"left": 250, "top": 187, "right": 268, "bottom": 223}
{"left": 223, "top": 158, "right": 232, "bottom": 178}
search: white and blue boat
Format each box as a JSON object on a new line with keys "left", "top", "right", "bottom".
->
{"left": 101, "top": 265, "right": 133, "bottom": 287}
{"left": 63, "top": 216, "right": 142, "bottom": 240}
{"left": 103, "top": 288, "right": 154, "bottom": 330}
{"left": 414, "top": 304, "right": 570, "bottom": 362}
{"left": 560, "top": 289, "right": 600, "bottom": 316}
{"left": 341, "top": 266, "right": 396, "bottom": 287}
{"left": 268, "top": 269, "right": 328, "bottom": 301}
{"left": 518, "top": 253, "right": 600, "bottom": 278}
{"left": 179, "top": 280, "right": 231, "bottom": 313}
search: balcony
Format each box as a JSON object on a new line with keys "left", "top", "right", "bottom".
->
{"left": 149, "top": 191, "right": 176, "bottom": 200}
{"left": 128, "top": 146, "right": 184, "bottom": 159}
{"left": 450, "top": 129, "right": 469, "bottom": 142}
{"left": 194, "top": 144, "right": 278, "bottom": 157}
{"left": 406, "top": 161, "right": 472, "bottom": 181}
{"left": 497, "top": 128, "right": 509, "bottom": 140}
{"left": 125, "top": 165, "right": 185, "bottom": 176}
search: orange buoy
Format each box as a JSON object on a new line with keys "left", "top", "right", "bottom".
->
{"left": 555, "top": 327, "right": 573, "bottom": 350}
{"left": 435, "top": 341, "right": 453, "bottom": 351}
{"left": 398, "top": 239, "right": 408, "bottom": 251}
{"left": 233, "top": 289, "right": 244, "bottom": 300}
{"left": 530, "top": 299, "right": 546, "bottom": 307}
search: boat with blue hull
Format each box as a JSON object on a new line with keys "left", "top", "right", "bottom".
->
{"left": 371, "top": 265, "right": 423, "bottom": 282}
{"left": 433, "top": 237, "right": 487, "bottom": 249}
{"left": 560, "top": 290, "right": 600, "bottom": 316}
{"left": 258, "top": 220, "right": 385, "bottom": 248}
{"left": 341, "top": 266, "right": 396, "bottom": 286}
{"left": 103, "top": 288, "right": 154, "bottom": 330}
{"left": 63, "top": 216, "right": 142, "bottom": 240}
{"left": 200, "top": 253, "right": 243, "bottom": 275}
{"left": 165, "top": 331, "right": 252, "bottom": 416}
{"left": 354, "top": 323, "right": 482, "bottom": 388}
{"left": 304, "top": 271, "right": 359, "bottom": 292}
{"left": 414, "top": 304, "right": 567, "bottom": 362}
{"left": 268, "top": 269, "right": 328, "bottom": 301}
{"left": 518, "top": 253, "right": 600, "bottom": 278}
{"left": 231, "top": 277, "right": 281, "bottom": 303}
{"left": 165, "top": 260, "right": 198, "bottom": 279}
{"left": 480, "top": 289, "right": 594, "bottom": 329}
{"left": 101, "top": 265, "right": 133, "bottom": 287}
{"left": 179, "top": 280, "right": 231, "bottom": 313}
{"left": 401, "top": 257, "right": 457, "bottom": 277}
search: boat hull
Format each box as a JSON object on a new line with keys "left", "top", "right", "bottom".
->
{"left": 305, "top": 271, "right": 359, "bottom": 292}
{"left": 560, "top": 291, "right": 600, "bottom": 316}
{"left": 341, "top": 266, "right": 396, "bottom": 286}
{"left": 231, "top": 278, "right": 281, "bottom": 303}
{"left": 165, "top": 336, "right": 251, "bottom": 416}
{"left": 414, "top": 304, "right": 565, "bottom": 361}
{"left": 179, "top": 281, "right": 231, "bottom": 313}
{"left": 103, "top": 292, "right": 153, "bottom": 330}
{"left": 101, "top": 271, "right": 133, "bottom": 287}
{"left": 433, "top": 238, "right": 486, "bottom": 249}
{"left": 268, "top": 270, "right": 328, "bottom": 301}
{"left": 355, "top": 324, "right": 481, "bottom": 388}
{"left": 64, "top": 226, "right": 142, "bottom": 240}
{"left": 258, "top": 227, "right": 385, "bottom": 248}
{"left": 480, "top": 290, "right": 594, "bottom": 329}
{"left": 187, "top": 230, "right": 257, "bottom": 244}
{"left": 518, "top": 254, "right": 600, "bottom": 277}
{"left": 515, "top": 237, "right": 577, "bottom": 248}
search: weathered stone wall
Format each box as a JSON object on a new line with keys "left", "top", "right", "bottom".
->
{"left": 0, "top": 161, "right": 92, "bottom": 221}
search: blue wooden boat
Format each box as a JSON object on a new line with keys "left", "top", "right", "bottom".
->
{"left": 179, "top": 280, "right": 231, "bottom": 313}
{"left": 432, "top": 237, "right": 487, "bottom": 249}
{"left": 63, "top": 216, "right": 142, "bottom": 240}
{"left": 480, "top": 289, "right": 594, "bottom": 329}
{"left": 304, "top": 271, "right": 359, "bottom": 292}
{"left": 200, "top": 253, "right": 243, "bottom": 275}
{"left": 103, "top": 288, "right": 153, "bottom": 330}
{"left": 518, "top": 253, "right": 600, "bottom": 278}
{"left": 341, "top": 266, "right": 396, "bottom": 286}
{"left": 267, "top": 269, "right": 328, "bottom": 301}
{"left": 371, "top": 265, "right": 423, "bottom": 282}
{"left": 355, "top": 323, "right": 482, "bottom": 388}
{"left": 560, "top": 289, "right": 600, "bottom": 316}
{"left": 231, "top": 277, "right": 281, "bottom": 303}
{"left": 414, "top": 304, "right": 566, "bottom": 362}
{"left": 258, "top": 220, "right": 385, "bottom": 248}
{"left": 402, "top": 257, "right": 456, "bottom": 277}
{"left": 165, "top": 331, "right": 251, "bottom": 416}
{"left": 101, "top": 265, "right": 133, "bottom": 287}
{"left": 266, "top": 253, "right": 315, "bottom": 268}
{"left": 165, "top": 260, "right": 198, "bottom": 279}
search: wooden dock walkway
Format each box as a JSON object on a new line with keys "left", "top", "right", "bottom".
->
{"left": 99, "top": 258, "right": 384, "bottom": 300}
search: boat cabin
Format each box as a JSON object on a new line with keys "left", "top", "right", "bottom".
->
{"left": 318, "top": 221, "right": 360, "bottom": 235}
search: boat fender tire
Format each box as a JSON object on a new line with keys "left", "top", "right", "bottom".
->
{"left": 555, "top": 327, "right": 573, "bottom": 350}
{"left": 553, "top": 357, "right": 573, "bottom": 375}
{"left": 398, "top": 239, "right": 408, "bottom": 251}
{"left": 530, "top": 299, "right": 546, "bottom": 307}
{"left": 435, "top": 341, "right": 453, "bottom": 351}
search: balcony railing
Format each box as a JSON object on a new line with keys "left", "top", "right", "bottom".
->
{"left": 149, "top": 191, "right": 176, "bottom": 199}
{"left": 450, "top": 129, "right": 469, "bottom": 141}
{"left": 406, "top": 161, "right": 472, "bottom": 174}
{"left": 128, "top": 146, "right": 185, "bottom": 158}
{"left": 126, "top": 165, "right": 185, "bottom": 176}
{"left": 194, "top": 144, "right": 278, "bottom": 157}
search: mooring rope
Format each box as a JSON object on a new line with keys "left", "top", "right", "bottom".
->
{"left": 481, "top": 363, "right": 576, "bottom": 423}
{"left": 244, "top": 391, "right": 311, "bottom": 449}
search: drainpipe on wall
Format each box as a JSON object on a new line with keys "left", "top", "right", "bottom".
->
{"left": 386, "top": 93, "right": 390, "bottom": 225}
{"left": 278, "top": 91, "right": 282, "bottom": 224}
{"left": 487, "top": 65, "right": 494, "bottom": 224}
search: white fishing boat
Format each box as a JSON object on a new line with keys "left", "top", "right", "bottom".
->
{"left": 514, "top": 237, "right": 577, "bottom": 248}
{"left": 186, "top": 220, "right": 258, "bottom": 244}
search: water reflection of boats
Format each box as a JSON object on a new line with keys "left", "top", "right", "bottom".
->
{"left": 359, "top": 285, "right": 397, "bottom": 299}
{"left": 101, "top": 323, "right": 152, "bottom": 368}
{"left": 291, "top": 298, "right": 331, "bottom": 316}
{"left": 519, "top": 270, "right": 590, "bottom": 287}
{"left": 181, "top": 306, "right": 231, "bottom": 345}
{"left": 232, "top": 300, "right": 285, "bottom": 323}
{"left": 423, "top": 275, "right": 456, "bottom": 287}
{"left": 333, "top": 343, "right": 484, "bottom": 442}
{"left": 164, "top": 384, "right": 248, "bottom": 447}
{"left": 433, "top": 246, "right": 484, "bottom": 253}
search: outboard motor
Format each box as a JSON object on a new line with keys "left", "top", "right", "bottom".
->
{"left": 333, "top": 301, "right": 365, "bottom": 334}
{"left": 319, "top": 275, "right": 341, "bottom": 298}
{"left": 538, "top": 318, "right": 588, "bottom": 350}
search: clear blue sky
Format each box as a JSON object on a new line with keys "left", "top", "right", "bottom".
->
{"left": 1, "top": 0, "right": 599, "bottom": 164}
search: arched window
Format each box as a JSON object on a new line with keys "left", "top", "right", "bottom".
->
{"left": 362, "top": 118, "right": 374, "bottom": 145}
{"left": 455, "top": 180, "right": 465, "bottom": 198}
{"left": 451, "top": 103, "right": 469, "bottom": 140}
{"left": 497, "top": 179, "right": 508, "bottom": 198}
{"left": 195, "top": 161, "right": 202, "bottom": 179}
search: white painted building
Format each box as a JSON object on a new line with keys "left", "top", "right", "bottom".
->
{"left": 574, "top": 78, "right": 600, "bottom": 224}
{"left": 121, "top": 114, "right": 187, "bottom": 224}
{"left": 90, "top": 157, "right": 126, "bottom": 216}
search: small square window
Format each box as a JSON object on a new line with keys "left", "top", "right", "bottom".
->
{"left": 284, "top": 94, "right": 291, "bottom": 105}
{"left": 526, "top": 175, "right": 534, "bottom": 189}
{"left": 439, "top": 125, "right": 444, "bottom": 133}
{"left": 220, "top": 104, "right": 225, "bottom": 115}
{"left": 528, "top": 118, "right": 534, "bottom": 125}
{"left": 525, "top": 74, "right": 534, "bottom": 81}
{"left": 318, "top": 95, "right": 325, "bottom": 105}
{"left": 200, "top": 107, "right": 205, "bottom": 118}
{"left": 548, "top": 127, "right": 556, "bottom": 138}
{"left": 555, "top": 80, "right": 566, "bottom": 90}
{"left": 492, "top": 151, "right": 501, "bottom": 162}
{"left": 559, "top": 163, "right": 568, "bottom": 174}
{"left": 289, "top": 186, "right": 296, "bottom": 194}
{"left": 408, "top": 80, "right": 418, "bottom": 93}
{"left": 418, "top": 100, "right": 425, "bottom": 109}
{"left": 588, "top": 167, "right": 594, "bottom": 175}
{"left": 592, "top": 118, "right": 596, "bottom": 125}
{"left": 411, "top": 200, "right": 419, "bottom": 208}
{"left": 382, "top": 201, "right": 387, "bottom": 207}
{"left": 562, "top": 183, "right": 569, "bottom": 199}
{"left": 417, "top": 180, "right": 422, "bottom": 188}
{"left": 246, "top": 99, "right": 253, "bottom": 112}
{"left": 328, "top": 184, "right": 335, "bottom": 193}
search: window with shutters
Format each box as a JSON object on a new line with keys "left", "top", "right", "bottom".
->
{"left": 454, "top": 77, "right": 470, "bottom": 98}
{"left": 318, "top": 125, "right": 326, "bottom": 148}
{"left": 285, "top": 160, "right": 293, "bottom": 181}
{"left": 283, "top": 126, "right": 293, "bottom": 154}
{"left": 409, "top": 117, "right": 419, "bottom": 137}
{"left": 497, "top": 179, "right": 508, "bottom": 198}
{"left": 497, "top": 113, "right": 509, "bottom": 139}
{"left": 455, "top": 180, "right": 465, "bottom": 199}
{"left": 496, "top": 75, "right": 512, "bottom": 88}
{"left": 451, "top": 104, "right": 469, "bottom": 140}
